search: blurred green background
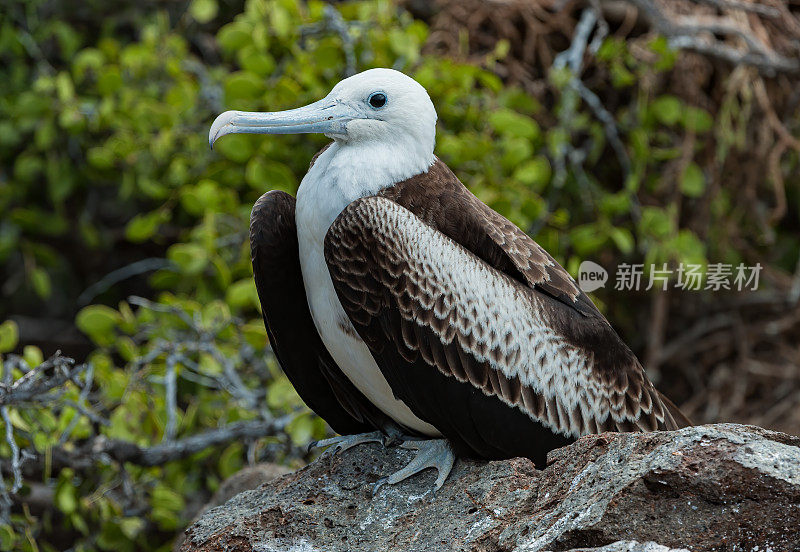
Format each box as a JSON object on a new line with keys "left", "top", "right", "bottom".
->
{"left": 1, "top": 0, "right": 799, "bottom": 550}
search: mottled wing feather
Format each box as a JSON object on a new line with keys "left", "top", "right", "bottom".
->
{"left": 377, "top": 159, "right": 598, "bottom": 317}
{"left": 325, "top": 195, "right": 677, "bottom": 444}
{"left": 250, "top": 190, "right": 387, "bottom": 435}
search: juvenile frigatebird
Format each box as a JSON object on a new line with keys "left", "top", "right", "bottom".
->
{"left": 209, "top": 68, "right": 688, "bottom": 490}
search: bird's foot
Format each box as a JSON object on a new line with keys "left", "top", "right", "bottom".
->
{"left": 372, "top": 438, "right": 456, "bottom": 495}
{"left": 308, "top": 430, "right": 385, "bottom": 455}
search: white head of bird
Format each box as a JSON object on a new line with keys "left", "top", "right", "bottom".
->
{"left": 209, "top": 68, "right": 438, "bottom": 193}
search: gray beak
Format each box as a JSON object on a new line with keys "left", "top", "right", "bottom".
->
{"left": 209, "top": 99, "right": 354, "bottom": 148}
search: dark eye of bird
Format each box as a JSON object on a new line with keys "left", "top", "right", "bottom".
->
{"left": 369, "top": 93, "right": 387, "bottom": 108}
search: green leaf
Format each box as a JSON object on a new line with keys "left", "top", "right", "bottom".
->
{"left": 55, "top": 478, "right": 78, "bottom": 514}
{"left": 269, "top": 4, "right": 292, "bottom": 39}
{"left": 488, "top": 109, "right": 540, "bottom": 140}
{"left": 70, "top": 512, "right": 90, "bottom": 535}
{"left": 649, "top": 36, "right": 677, "bottom": 71}
{"left": 96, "top": 67, "right": 122, "bottom": 94}
{"left": 610, "top": 227, "right": 635, "bottom": 255}
{"left": 267, "top": 375, "right": 303, "bottom": 410}
{"left": 245, "top": 159, "right": 296, "bottom": 192}
{"left": 652, "top": 95, "right": 683, "bottom": 126}
{"left": 167, "top": 243, "right": 208, "bottom": 275}
{"left": 224, "top": 71, "right": 264, "bottom": 101}
{"left": 14, "top": 154, "right": 44, "bottom": 182}
{"left": 217, "top": 22, "right": 252, "bottom": 53}
{"left": 125, "top": 210, "right": 166, "bottom": 243}
{"left": 87, "top": 146, "right": 115, "bottom": 169}
{"left": 237, "top": 46, "right": 275, "bottom": 76}
{"left": 226, "top": 279, "right": 257, "bottom": 310}
{"left": 214, "top": 133, "right": 255, "bottom": 163}
{"left": 0, "top": 121, "right": 21, "bottom": 148}
{"left": 0, "top": 320, "right": 18, "bottom": 353}
{"left": 97, "top": 520, "right": 135, "bottom": 552}
{"left": 0, "top": 524, "right": 14, "bottom": 550}
{"left": 115, "top": 336, "right": 137, "bottom": 362}
{"left": 152, "top": 485, "right": 185, "bottom": 511}
{"left": 513, "top": 157, "right": 551, "bottom": 189}
{"left": 640, "top": 207, "right": 674, "bottom": 239}
{"left": 181, "top": 179, "right": 220, "bottom": 215}
{"left": 218, "top": 442, "right": 243, "bottom": 479}
{"left": 118, "top": 517, "right": 145, "bottom": 540}
{"left": 198, "top": 352, "right": 222, "bottom": 376}
{"left": 76, "top": 305, "right": 121, "bottom": 345}
{"left": 680, "top": 163, "right": 706, "bottom": 197}
{"left": 10, "top": 207, "right": 69, "bottom": 236}
{"left": 150, "top": 484, "right": 185, "bottom": 530}
{"left": 500, "top": 138, "right": 533, "bottom": 171}
{"left": 683, "top": 107, "right": 713, "bottom": 133}
{"left": 6, "top": 409, "right": 30, "bottom": 431}
{"left": 242, "top": 320, "right": 267, "bottom": 348}
{"left": 287, "top": 413, "right": 315, "bottom": 446}
{"left": 0, "top": 223, "right": 20, "bottom": 263}
{"left": 22, "top": 345, "right": 43, "bottom": 367}
{"left": 31, "top": 267, "right": 52, "bottom": 299}
{"left": 610, "top": 61, "right": 635, "bottom": 88}
{"left": 189, "top": 0, "right": 218, "bottom": 23}
{"left": 569, "top": 224, "right": 608, "bottom": 256}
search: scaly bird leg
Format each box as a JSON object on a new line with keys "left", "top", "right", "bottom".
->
{"left": 308, "top": 423, "right": 407, "bottom": 455}
{"left": 373, "top": 438, "right": 456, "bottom": 495}
{"left": 308, "top": 430, "right": 384, "bottom": 455}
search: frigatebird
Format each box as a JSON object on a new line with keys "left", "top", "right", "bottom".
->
{"left": 209, "top": 68, "right": 688, "bottom": 490}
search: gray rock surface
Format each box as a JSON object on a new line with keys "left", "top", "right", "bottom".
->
{"left": 180, "top": 424, "right": 800, "bottom": 552}
{"left": 565, "top": 543, "right": 689, "bottom": 552}
{"left": 173, "top": 463, "right": 292, "bottom": 552}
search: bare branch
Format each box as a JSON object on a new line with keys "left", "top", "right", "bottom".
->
{"left": 0, "top": 353, "right": 88, "bottom": 407}
{"left": 574, "top": 79, "right": 632, "bottom": 177}
{"left": 621, "top": 0, "right": 800, "bottom": 75}
{"left": 5, "top": 416, "right": 293, "bottom": 476}
{"left": 163, "top": 355, "right": 178, "bottom": 442}
{"left": 77, "top": 258, "right": 172, "bottom": 306}
{"left": 300, "top": 5, "right": 359, "bottom": 77}
{"left": 128, "top": 295, "right": 195, "bottom": 327}
{"left": 534, "top": 6, "right": 634, "bottom": 238}
{"left": 59, "top": 363, "right": 102, "bottom": 445}
{"left": 1, "top": 406, "right": 22, "bottom": 493}
{"left": 667, "top": 35, "right": 800, "bottom": 75}
{"left": 689, "top": 0, "right": 782, "bottom": 18}
{"left": 554, "top": 8, "right": 597, "bottom": 73}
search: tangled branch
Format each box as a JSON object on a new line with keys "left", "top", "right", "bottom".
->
{"left": 621, "top": 0, "right": 800, "bottom": 76}
{"left": 0, "top": 295, "right": 291, "bottom": 525}
{"left": 3, "top": 417, "right": 292, "bottom": 477}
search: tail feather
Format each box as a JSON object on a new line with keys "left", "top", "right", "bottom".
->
{"left": 658, "top": 390, "right": 693, "bottom": 429}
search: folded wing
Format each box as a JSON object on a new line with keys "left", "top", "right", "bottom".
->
{"left": 250, "top": 190, "right": 388, "bottom": 435}
{"left": 324, "top": 177, "right": 680, "bottom": 462}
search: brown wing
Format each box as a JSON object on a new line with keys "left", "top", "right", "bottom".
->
{"left": 324, "top": 180, "right": 680, "bottom": 460}
{"left": 378, "top": 159, "right": 597, "bottom": 317}
{"left": 250, "top": 190, "right": 387, "bottom": 435}
{"left": 378, "top": 159, "right": 685, "bottom": 430}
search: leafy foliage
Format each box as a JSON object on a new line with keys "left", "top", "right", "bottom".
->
{"left": 1, "top": 0, "right": 798, "bottom": 550}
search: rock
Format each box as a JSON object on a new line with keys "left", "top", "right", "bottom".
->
{"left": 174, "top": 463, "right": 292, "bottom": 552}
{"left": 563, "top": 542, "right": 689, "bottom": 552}
{"left": 179, "top": 424, "right": 800, "bottom": 552}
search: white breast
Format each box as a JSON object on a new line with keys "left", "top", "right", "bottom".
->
{"left": 294, "top": 143, "right": 440, "bottom": 436}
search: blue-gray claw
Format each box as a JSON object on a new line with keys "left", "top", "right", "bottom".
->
{"left": 372, "top": 438, "right": 455, "bottom": 495}
{"left": 308, "top": 431, "right": 384, "bottom": 456}
{"left": 372, "top": 476, "right": 389, "bottom": 496}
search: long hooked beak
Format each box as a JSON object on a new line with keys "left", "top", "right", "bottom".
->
{"left": 208, "top": 99, "right": 353, "bottom": 148}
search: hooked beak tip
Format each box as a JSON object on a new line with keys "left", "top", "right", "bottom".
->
{"left": 208, "top": 110, "right": 240, "bottom": 150}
